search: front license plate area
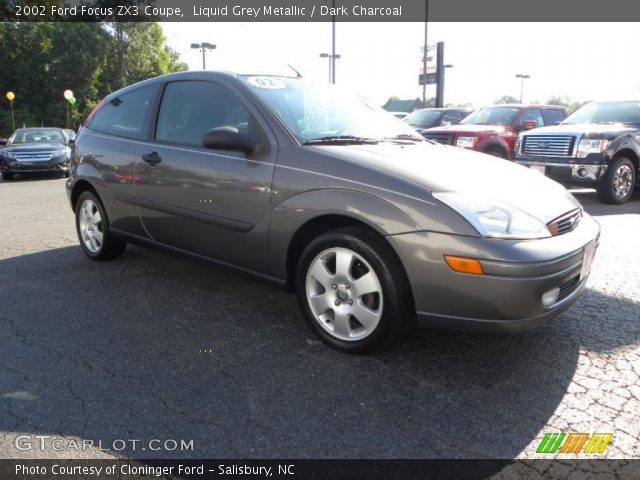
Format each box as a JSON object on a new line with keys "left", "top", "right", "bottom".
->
{"left": 581, "top": 241, "right": 596, "bottom": 279}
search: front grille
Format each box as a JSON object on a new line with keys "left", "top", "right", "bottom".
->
{"left": 521, "top": 135, "right": 576, "bottom": 157}
{"left": 547, "top": 208, "right": 582, "bottom": 236}
{"left": 557, "top": 275, "right": 580, "bottom": 302}
{"left": 12, "top": 163, "right": 53, "bottom": 171}
{"left": 423, "top": 134, "right": 454, "bottom": 145}
{"left": 12, "top": 149, "right": 55, "bottom": 161}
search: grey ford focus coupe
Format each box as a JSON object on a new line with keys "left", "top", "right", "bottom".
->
{"left": 66, "top": 71, "right": 600, "bottom": 352}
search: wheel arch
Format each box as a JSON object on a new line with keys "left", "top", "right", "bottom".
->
{"left": 612, "top": 147, "right": 639, "bottom": 176}
{"left": 268, "top": 188, "right": 422, "bottom": 290}
{"left": 70, "top": 179, "right": 99, "bottom": 210}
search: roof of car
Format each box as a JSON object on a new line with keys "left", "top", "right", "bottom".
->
{"left": 486, "top": 104, "right": 566, "bottom": 109}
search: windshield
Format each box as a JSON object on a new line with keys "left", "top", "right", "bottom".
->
{"left": 562, "top": 102, "right": 640, "bottom": 125}
{"left": 403, "top": 110, "right": 443, "bottom": 127}
{"left": 461, "top": 106, "right": 520, "bottom": 126}
{"left": 240, "top": 76, "right": 423, "bottom": 143}
{"left": 10, "top": 129, "right": 66, "bottom": 145}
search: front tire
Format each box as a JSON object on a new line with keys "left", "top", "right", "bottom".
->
{"left": 75, "top": 191, "right": 126, "bottom": 260}
{"left": 597, "top": 157, "right": 636, "bottom": 204}
{"left": 2, "top": 172, "right": 14, "bottom": 181}
{"left": 294, "top": 227, "right": 413, "bottom": 353}
{"left": 483, "top": 146, "right": 508, "bottom": 159}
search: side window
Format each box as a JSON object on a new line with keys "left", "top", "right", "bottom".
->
{"left": 89, "top": 85, "right": 156, "bottom": 140}
{"left": 156, "top": 80, "right": 263, "bottom": 148}
{"left": 519, "top": 109, "right": 544, "bottom": 128}
{"left": 444, "top": 111, "right": 464, "bottom": 124}
{"left": 543, "top": 109, "right": 566, "bottom": 125}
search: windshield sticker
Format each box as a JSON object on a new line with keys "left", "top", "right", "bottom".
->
{"left": 246, "top": 76, "right": 287, "bottom": 89}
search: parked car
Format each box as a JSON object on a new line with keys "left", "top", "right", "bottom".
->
{"left": 422, "top": 105, "right": 568, "bottom": 159}
{"left": 404, "top": 108, "right": 471, "bottom": 133}
{"left": 67, "top": 71, "right": 599, "bottom": 352}
{"left": 390, "top": 111, "right": 408, "bottom": 120}
{"left": 0, "top": 127, "right": 72, "bottom": 180}
{"left": 516, "top": 100, "right": 640, "bottom": 204}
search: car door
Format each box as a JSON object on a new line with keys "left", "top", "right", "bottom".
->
{"left": 80, "top": 83, "right": 159, "bottom": 236}
{"left": 134, "top": 78, "right": 278, "bottom": 273}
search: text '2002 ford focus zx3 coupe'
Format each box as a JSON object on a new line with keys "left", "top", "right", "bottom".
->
{"left": 66, "top": 71, "right": 600, "bottom": 352}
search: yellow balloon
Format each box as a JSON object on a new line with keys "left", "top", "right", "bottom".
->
{"left": 6, "top": 91, "right": 15, "bottom": 101}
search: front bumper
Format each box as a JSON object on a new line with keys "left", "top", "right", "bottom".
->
{"left": 515, "top": 155, "right": 607, "bottom": 185}
{"left": 0, "top": 157, "right": 70, "bottom": 174}
{"left": 387, "top": 213, "right": 600, "bottom": 332}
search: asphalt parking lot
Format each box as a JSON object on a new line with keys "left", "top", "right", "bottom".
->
{"left": 0, "top": 174, "right": 638, "bottom": 464}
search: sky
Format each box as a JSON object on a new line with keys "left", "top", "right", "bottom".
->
{"left": 161, "top": 22, "right": 640, "bottom": 108}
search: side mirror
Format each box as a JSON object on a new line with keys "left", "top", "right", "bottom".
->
{"left": 202, "top": 126, "right": 258, "bottom": 154}
{"left": 0, "top": 139, "right": 6, "bottom": 146}
{"left": 521, "top": 120, "right": 538, "bottom": 131}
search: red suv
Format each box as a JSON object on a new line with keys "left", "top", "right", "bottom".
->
{"left": 422, "top": 105, "right": 568, "bottom": 159}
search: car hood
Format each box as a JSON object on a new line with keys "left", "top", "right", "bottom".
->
{"left": 3, "top": 143, "right": 66, "bottom": 152}
{"left": 422, "top": 124, "right": 508, "bottom": 135}
{"left": 316, "top": 142, "right": 580, "bottom": 224}
{"left": 524, "top": 123, "right": 639, "bottom": 137}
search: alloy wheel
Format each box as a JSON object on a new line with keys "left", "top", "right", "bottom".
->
{"left": 78, "top": 199, "right": 104, "bottom": 253}
{"left": 305, "top": 247, "right": 383, "bottom": 341}
{"left": 613, "top": 164, "right": 633, "bottom": 199}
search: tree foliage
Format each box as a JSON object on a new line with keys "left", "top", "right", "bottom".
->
{"left": 0, "top": 22, "right": 187, "bottom": 135}
{"left": 494, "top": 95, "right": 520, "bottom": 105}
{"left": 546, "top": 95, "right": 589, "bottom": 113}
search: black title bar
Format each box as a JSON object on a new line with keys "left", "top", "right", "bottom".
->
{"left": 2, "top": 0, "right": 640, "bottom": 22}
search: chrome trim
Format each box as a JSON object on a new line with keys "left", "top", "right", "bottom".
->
{"left": 515, "top": 161, "right": 607, "bottom": 182}
{"left": 520, "top": 135, "right": 576, "bottom": 157}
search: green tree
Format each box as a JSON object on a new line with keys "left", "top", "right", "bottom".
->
{"left": 494, "top": 95, "right": 520, "bottom": 105}
{"left": 0, "top": 22, "right": 187, "bottom": 135}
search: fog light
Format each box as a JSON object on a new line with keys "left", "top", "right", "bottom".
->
{"left": 577, "top": 167, "right": 588, "bottom": 178}
{"left": 541, "top": 287, "right": 560, "bottom": 307}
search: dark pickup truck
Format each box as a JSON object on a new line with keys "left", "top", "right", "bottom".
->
{"left": 515, "top": 100, "right": 640, "bottom": 204}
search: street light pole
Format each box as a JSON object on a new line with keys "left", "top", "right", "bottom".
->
{"left": 319, "top": 52, "right": 341, "bottom": 84}
{"left": 331, "top": 0, "right": 336, "bottom": 83}
{"left": 516, "top": 73, "right": 530, "bottom": 103}
{"left": 191, "top": 42, "right": 217, "bottom": 70}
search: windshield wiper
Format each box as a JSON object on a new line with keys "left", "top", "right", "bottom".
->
{"left": 302, "top": 135, "right": 379, "bottom": 145}
{"left": 381, "top": 134, "right": 424, "bottom": 143}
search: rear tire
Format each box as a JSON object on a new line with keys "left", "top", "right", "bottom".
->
{"left": 294, "top": 227, "right": 413, "bottom": 353}
{"left": 597, "top": 157, "right": 636, "bottom": 204}
{"left": 2, "top": 172, "right": 14, "bottom": 181}
{"left": 75, "top": 191, "right": 126, "bottom": 260}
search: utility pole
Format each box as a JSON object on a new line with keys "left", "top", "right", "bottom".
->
{"left": 435, "top": 42, "right": 444, "bottom": 107}
{"left": 422, "top": 0, "right": 429, "bottom": 105}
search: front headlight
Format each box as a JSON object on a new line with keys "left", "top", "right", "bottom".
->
{"left": 456, "top": 136, "right": 478, "bottom": 148}
{"left": 577, "top": 139, "right": 608, "bottom": 158}
{"left": 434, "top": 192, "right": 551, "bottom": 239}
{"left": 52, "top": 148, "right": 70, "bottom": 158}
{"left": 3, "top": 151, "right": 17, "bottom": 160}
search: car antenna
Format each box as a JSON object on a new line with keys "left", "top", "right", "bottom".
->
{"left": 287, "top": 64, "right": 303, "bottom": 79}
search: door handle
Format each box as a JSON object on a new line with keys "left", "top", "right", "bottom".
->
{"left": 142, "top": 151, "right": 162, "bottom": 166}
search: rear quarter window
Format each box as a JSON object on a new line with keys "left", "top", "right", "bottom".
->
{"left": 88, "top": 85, "right": 156, "bottom": 140}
